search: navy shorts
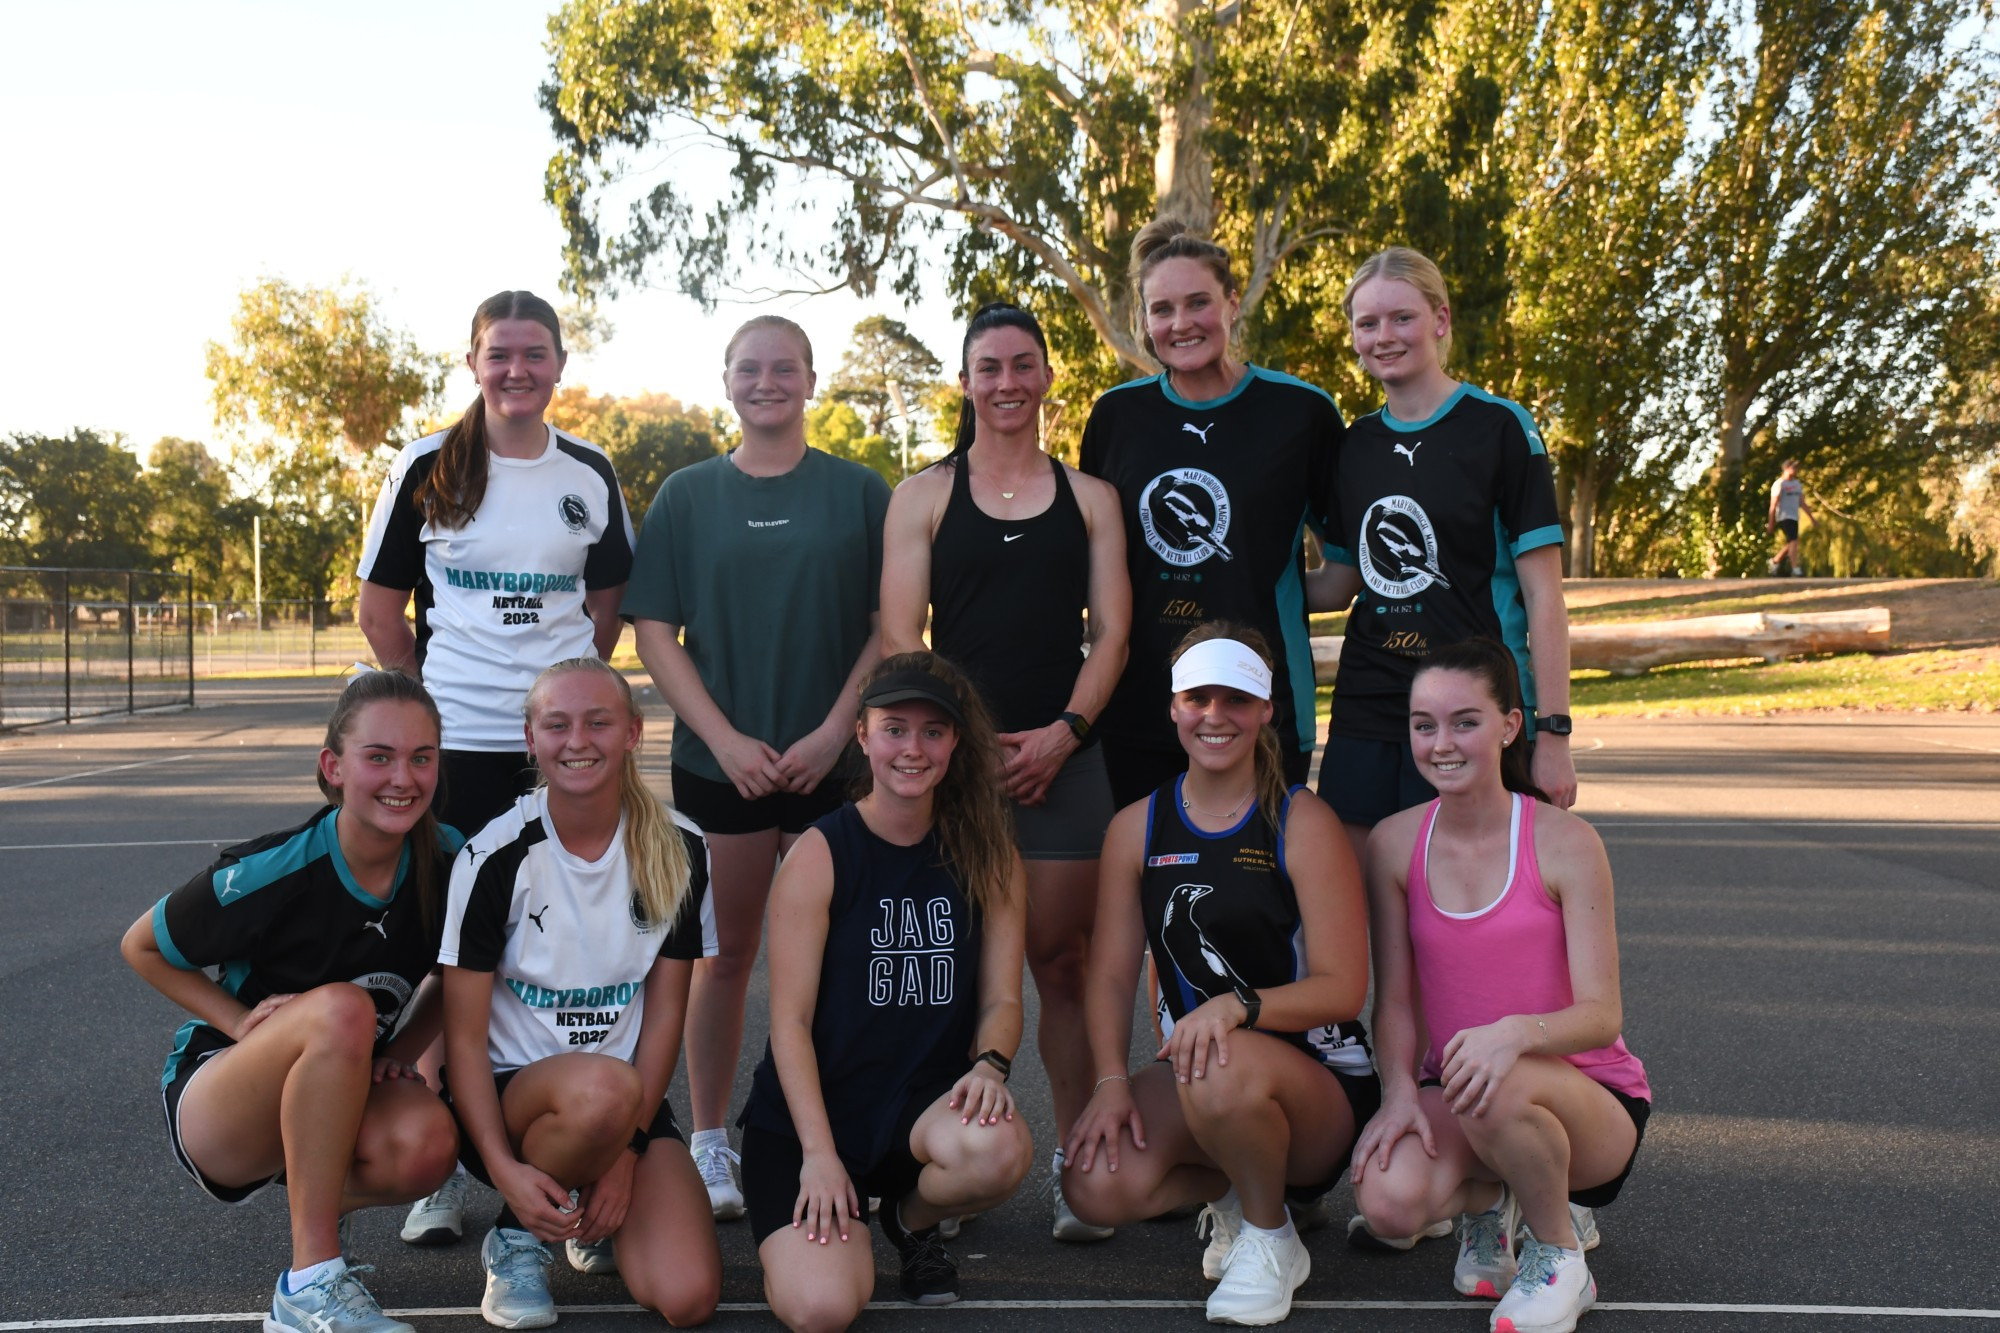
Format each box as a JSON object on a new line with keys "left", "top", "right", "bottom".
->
{"left": 1318, "top": 733, "right": 1436, "bottom": 828}
{"left": 672, "top": 759, "right": 853, "bottom": 836}
{"left": 440, "top": 1064, "right": 683, "bottom": 1189}
{"left": 740, "top": 1076, "right": 956, "bottom": 1246}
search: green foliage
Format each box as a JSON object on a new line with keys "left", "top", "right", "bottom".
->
{"left": 804, "top": 400, "right": 898, "bottom": 485}
{"left": 0, "top": 430, "right": 153, "bottom": 570}
{"left": 829, "top": 315, "right": 945, "bottom": 445}
{"left": 144, "top": 438, "right": 255, "bottom": 600}
{"left": 548, "top": 387, "right": 725, "bottom": 513}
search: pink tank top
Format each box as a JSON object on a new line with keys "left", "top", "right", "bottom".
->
{"left": 1408, "top": 794, "right": 1649, "bottom": 1100}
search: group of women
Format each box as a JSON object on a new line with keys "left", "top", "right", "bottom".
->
{"left": 124, "top": 228, "right": 1647, "bottom": 1333}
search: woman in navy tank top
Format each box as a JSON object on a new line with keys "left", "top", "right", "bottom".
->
{"left": 1063, "top": 625, "right": 1376, "bottom": 1326}
{"left": 1350, "top": 639, "right": 1649, "bottom": 1333}
{"left": 881, "top": 301, "right": 1130, "bottom": 1240}
{"left": 739, "top": 653, "right": 1031, "bottom": 1325}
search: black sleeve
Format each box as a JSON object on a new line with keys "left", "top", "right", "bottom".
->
{"left": 571, "top": 443, "right": 636, "bottom": 590}
{"left": 444, "top": 842, "right": 527, "bottom": 972}
{"left": 658, "top": 824, "right": 715, "bottom": 961}
{"left": 152, "top": 825, "right": 313, "bottom": 971}
{"left": 357, "top": 452, "right": 431, "bottom": 590}
{"left": 1078, "top": 396, "right": 1109, "bottom": 478}
{"left": 1306, "top": 395, "right": 1345, "bottom": 540}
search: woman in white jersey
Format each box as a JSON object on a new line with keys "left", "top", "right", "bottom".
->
{"left": 623, "top": 316, "right": 890, "bottom": 1221}
{"left": 439, "top": 657, "right": 720, "bottom": 1329}
{"left": 1351, "top": 638, "right": 1650, "bottom": 1333}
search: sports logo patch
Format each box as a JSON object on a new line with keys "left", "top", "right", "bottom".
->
{"left": 1358, "top": 494, "right": 1451, "bottom": 599}
{"left": 558, "top": 494, "right": 590, "bottom": 532}
{"left": 1146, "top": 853, "right": 1200, "bottom": 867}
{"left": 1139, "top": 468, "right": 1233, "bottom": 566}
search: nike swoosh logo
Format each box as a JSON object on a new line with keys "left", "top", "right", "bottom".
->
{"left": 1004, "top": 534, "right": 1024, "bottom": 543}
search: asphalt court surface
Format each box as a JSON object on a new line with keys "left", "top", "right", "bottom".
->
{"left": 2, "top": 678, "right": 1997, "bottom": 1331}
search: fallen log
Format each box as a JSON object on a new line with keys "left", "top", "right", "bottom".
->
{"left": 1309, "top": 607, "right": 1890, "bottom": 683}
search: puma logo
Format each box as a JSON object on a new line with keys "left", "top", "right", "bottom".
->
{"left": 1393, "top": 440, "right": 1422, "bottom": 466}
{"left": 1181, "top": 422, "right": 1215, "bottom": 444}
{"left": 362, "top": 913, "right": 389, "bottom": 940}
{"left": 528, "top": 905, "right": 549, "bottom": 933}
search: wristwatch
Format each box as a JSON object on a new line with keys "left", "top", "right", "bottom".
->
{"left": 1232, "top": 981, "right": 1261, "bottom": 1030}
{"left": 976, "top": 1049, "right": 1013, "bottom": 1082}
{"left": 1536, "top": 713, "right": 1574, "bottom": 736}
{"left": 628, "top": 1125, "right": 651, "bottom": 1156}
{"left": 1059, "top": 711, "right": 1091, "bottom": 743}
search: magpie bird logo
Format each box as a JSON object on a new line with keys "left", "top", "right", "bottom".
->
{"left": 1181, "top": 422, "right": 1215, "bottom": 444}
{"left": 528, "top": 905, "right": 549, "bottom": 933}
{"left": 1392, "top": 440, "right": 1423, "bottom": 466}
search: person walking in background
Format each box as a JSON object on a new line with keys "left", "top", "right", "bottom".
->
{"left": 623, "top": 315, "right": 890, "bottom": 1224}
{"left": 880, "top": 300, "right": 1130, "bottom": 1241}
{"left": 1767, "top": 459, "right": 1813, "bottom": 576}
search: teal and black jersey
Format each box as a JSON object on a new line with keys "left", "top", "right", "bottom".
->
{"left": 1079, "top": 368, "right": 1342, "bottom": 759}
{"left": 152, "top": 806, "right": 465, "bottom": 1086}
{"left": 1325, "top": 386, "right": 1563, "bottom": 742}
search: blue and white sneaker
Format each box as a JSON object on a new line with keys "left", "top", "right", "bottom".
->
{"left": 480, "top": 1226, "right": 556, "bottom": 1329}
{"left": 400, "top": 1167, "right": 469, "bottom": 1246}
{"left": 265, "top": 1262, "right": 411, "bottom": 1333}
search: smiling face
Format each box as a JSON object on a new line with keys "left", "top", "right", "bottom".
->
{"left": 724, "top": 325, "right": 816, "bottom": 433}
{"left": 320, "top": 699, "right": 440, "bottom": 843}
{"left": 960, "top": 325, "right": 1052, "bottom": 438}
{"left": 1142, "top": 257, "right": 1239, "bottom": 380}
{"left": 1349, "top": 275, "right": 1449, "bottom": 389}
{"left": 525, "top": 669, "right": 642, "bottom": 804}
{"left": 1409, "top": 666, "right": 1521, "bottom": 793}
{"left": 471, "top": 317, "right": 565, "bottom": 425}
{"left": 1170, "top": 682, "right": 1273, "bottom": 774}
{"left": 858, "top": 700, "right": 959, "bottom": 802}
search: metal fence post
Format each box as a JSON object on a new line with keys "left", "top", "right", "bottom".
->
{"left": 61, "top": 570, "right": 72, "bottom": 724}
{"left": 185, "top": 571, "right": 195, "bottom": 707}
{"left": 126, "top": 570, "right": 136, "bottom": 715}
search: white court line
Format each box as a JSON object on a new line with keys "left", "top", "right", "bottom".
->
{"left": 0, "top": 838, "right": 237, "bottom": 852}
{"left": 0, "top": 754, "right": 195, "bottom": 793}
{"left": 6, "top": 1298, "right": 1999, "bottom": 1328}
{"left": 1921, "top": 737, "right": 2000, "bottom": 755}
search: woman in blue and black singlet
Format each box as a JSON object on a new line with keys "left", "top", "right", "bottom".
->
{"left": 740, "top": 652, "right": 1031, "bottom": 1327}
{"left": 881, "top": 301, "right": 1130, "bottom": 1239}
{"left": 121, "top": 670, "right": 464, "bottom": 1333}
{"left": 1064, "top": 625, "right": 1377, "bottom": 1327}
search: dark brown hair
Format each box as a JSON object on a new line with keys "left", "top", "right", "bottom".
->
{"left": 950, "top": 301, "right": 1050, "bottom": 456}
{"left": 317, "top": 669, "right": 447, "bottom": 926}
{"left": 1412, "top": 638, "right": 1550, "bottom": 803}
{"left": 1169, "top": 622, "right": 1288, "bottom": 833}
{"left": 414, "top": 291, "right": 564, "bottom": 529}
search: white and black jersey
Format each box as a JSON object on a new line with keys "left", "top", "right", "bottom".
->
{"left": 1326, "top": 386, "right": 1563, "bottom": 741}
{"left": 357, "top": 427, "right": 636, "bottom": 750}
{"left": 439, "top": 788, "right": 716, "bottom": 1073}
{"left": 150, "top": 807, "right": 467, "bottom": 1087}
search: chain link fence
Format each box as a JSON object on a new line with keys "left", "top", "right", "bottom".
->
{"left": 186, "top": 599, "right": 370, "bottom": 677}
{"left": 1, "top": 567, "right": 194, "bottom": 730}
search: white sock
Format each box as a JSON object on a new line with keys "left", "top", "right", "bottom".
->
{"left": 1473, "top": 1183, "right": 1508, "bottom": 1216}
{"left": 689, "top": 1127, "right": 729, "bottom": 1152}
{"left": 1051, "top": 1147, "right": 1066, "bottom": 1171}
{"left": 284, "top": 1256, "right": 344, "bottom": 1294}
{"left": 1238, "top": 1212, "right": 1297, "bottom": 1243}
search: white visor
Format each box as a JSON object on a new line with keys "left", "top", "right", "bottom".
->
{"left": 1171, "top": 638, "right": 1273, "bottom": 700}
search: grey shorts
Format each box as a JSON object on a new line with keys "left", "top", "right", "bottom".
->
{"left": 1014, "top": 743, "right": 1116, "bottom": 861}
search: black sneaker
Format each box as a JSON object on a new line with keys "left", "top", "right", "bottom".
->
{"left": 880, "top": 1197, "right": 959, "bottom": 1305}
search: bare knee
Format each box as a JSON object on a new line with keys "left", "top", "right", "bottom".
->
{"left": 368, "top": 1101, "right": 457, "bottom": 1199}
{"left": 1061, "top": 1155, "right": 1145, "bottom": 1227}
{"left": 295, "top": 983, "right": 379, "bottom": 1060}
{"left": 1181, "top": 1065, "right": 1271, "bottom": 1128}
{"left": 954, "top": 1119, "right": 1034, "bottom": 1200}
{"left": 1355, "top": 1167, "right": 1438, "bottom": 1241}
{"left": 633, "top": 1271, "right": 720, "bottom": 1328}
{"left": 768, "top": 1282, "right": 864, "bottom": 1333}
{"left": 554, "top": 1058, "right": 645, "bottom": 1137}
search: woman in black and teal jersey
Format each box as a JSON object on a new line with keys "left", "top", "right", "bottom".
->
{"left": 121, "top": 670, "right": 464, "bottom": 1333}
{"left": 1080, "top": 217, "right": 1344, "bottom": 809}
{"left": 1307, "top": 246, "right": 1575, "bottom": 868}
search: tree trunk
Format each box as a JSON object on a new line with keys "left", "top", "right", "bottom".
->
{"left": 1566, "top": 452, "right": 1597, "bottom": 578}
{"left": 1153, "top": 0, "right": 1217, "bottom": 233}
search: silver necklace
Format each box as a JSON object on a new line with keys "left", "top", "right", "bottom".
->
{"left": 1181, "top": 788, "right": 1252, "bottom": 821}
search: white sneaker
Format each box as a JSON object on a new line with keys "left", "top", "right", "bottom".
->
{"left": 692, "top": 1137, "right": 745, "bottom": 1221}
{"left": 399, "top": 1167, "right": 468, "bottom": 1246}
{"left": 1205, "top": 1224, "right": 1310, "bottom": 1325}
{"left": 1051, "top": 1153, "right": 1113, "bottom": 1242}
{"left": 1346, "top": 1213, "right": 1454, "bottom": 1251}
{"left": 565, "top": 1235, "right": 617, "bottom": 1274}
{"left": 1569, "top": 1204, "right": 1601, "bottom": 1252}
{"left": 1197, "top": 1194, "right": 1244, "bottom": 1281}
{"left": 479, "top": 1226, "right": 555, "bottom": 1329}
{"left": 1453, "top": 1185, "right": 1521, "bottom": 1299}
{"left": 1490, "top": 1236, "right": 1595, "bottom": 1333}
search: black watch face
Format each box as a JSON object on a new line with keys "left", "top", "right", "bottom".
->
{"left": 1539, "top": 715, "right": 1573, "bottom": 735}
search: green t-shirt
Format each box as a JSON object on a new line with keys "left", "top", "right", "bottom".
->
{"left": 621, "top": 448, "right": 890, "bottom": 782}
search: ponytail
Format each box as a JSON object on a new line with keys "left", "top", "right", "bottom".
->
{"left": 414, "top": 290, "right": 564, "bottom": 529}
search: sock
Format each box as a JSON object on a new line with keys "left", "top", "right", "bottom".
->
{"left": 283, "top": 1256, "right": 344, "bottom": 1294}
{"left": 1051, "top": 1146, "right": 1066, "bottom": 1171}
{"left": 1472, "top": 1183, "right": 1507, "bottom": 1216}
{"left": 689, "top": 1127, "right": 729, "bottom": 1153}
{"left": 494, "top": 1204, "right": 523, "bottom": 1234}
{"left": 1213, "top": 1185, "right": 1241, "bottom": 1214}
{"left": 1238, "top": 1213, "right": 1298, "bottom": 1243}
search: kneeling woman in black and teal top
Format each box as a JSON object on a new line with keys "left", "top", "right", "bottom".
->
{"left": 741, "top": 652, "right": 1031, "bottom": 1328}
{"left": 121, "top": 670, "right": 465, "bottom": 1333}
{"left": 1064, "top": 626, "right": 1377, "bottom": 1327}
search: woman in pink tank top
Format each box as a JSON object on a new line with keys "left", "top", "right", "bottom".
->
{"left": 1348, "top": 639, "right": 1649, "bottom": 1333}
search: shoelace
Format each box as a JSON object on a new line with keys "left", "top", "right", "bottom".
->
{"left": 1196, "top": 1202, "right": 1237, "bottom": 1245}
{"left": 1458, "top": 1203, "right": 1512, "bottom": 1266}
{"left": 1220, "top": 1227, "right": 1282, "bottom": 1282}
{"left": 1511, "top": 1237, "right": 1567, "bottom": 1289}
{"left": 900, "top": 1230, "right": 956, "bottom": 1285}
{"left": 693, "top": 1142, "right": 741, "bottom": 1187}
{"left": 491, "top": 1233, "right": 553, "bottom": 1283}
{"left": 424, "top": 1171, "right": 468, "bottom": 1212}
{"left": 322, "top": 1265, "right": 386, "bottom": 1318}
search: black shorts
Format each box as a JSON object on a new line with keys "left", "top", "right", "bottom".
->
{"left": 1015, "top": 743, "right": 1116, "bottom": 861}
{"left": 1776, "top": 518, "right": 1799, "bottom": 541}
{"left": 1102, "top": 742, "right": 1311, "bottom": 812}
{"left": 161, "top": 1023, "right": 277, "bottom": 1204}
{"left": 439, "top": 1064, "right": 683, "bottom": 1189}
{"left": 1288, "top": 1065, "right": 1383, "bottom": 1203}
{"left": 1317, "top": 733, "right": 1435, "bottom": 828}
{"left": 671, "top": 759, "right": 853, "bottom": 837}
{"left": 740, "top": 1077, "right": 955, "bottom": 1246}
{"left": 1418, "top": 1076, "right": 1648, "bottom": 1208}
{"left": 439, "top": 749, "right": 538, "bottom": 838}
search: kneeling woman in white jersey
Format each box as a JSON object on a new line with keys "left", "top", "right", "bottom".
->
{"left": 1064, "top": 625, "right": 1377, "bottom": 1326}
{"left": 440, "top": 656, "right": 720, "bottom": 1328}
{"left": 740, "top": 652, "right": 1032, "bottom": 1328}
{"left": 1350, "top": 638, "right": 1649, "bottom": 1333}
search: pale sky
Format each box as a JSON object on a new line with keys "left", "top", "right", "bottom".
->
{"left": 0, "top": 0, "right": 964, "bottom": 455}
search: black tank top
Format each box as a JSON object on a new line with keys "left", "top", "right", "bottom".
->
{"left": 741, "top": 802, "right": 983, "bottom": 1171}
{"left": 1140, "top": 777, "right": 1373, "bottom": 1074}
{"left": 929, "top": 454, "right": 1092, "bottom": 736}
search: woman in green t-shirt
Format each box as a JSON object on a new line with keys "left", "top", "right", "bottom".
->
{"left": 623, "top": 316, "right": 891, "bottom": 1222}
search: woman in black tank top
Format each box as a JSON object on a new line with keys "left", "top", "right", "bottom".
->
{"left": 744, "top": 653, "right": 1030, "bottom": 1323}
{"left": 882, "top": 302, "right": 1131, "bottom": 1240}
{"left": 1062, "top": 625, "right": 1376, "bottom": 1326}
